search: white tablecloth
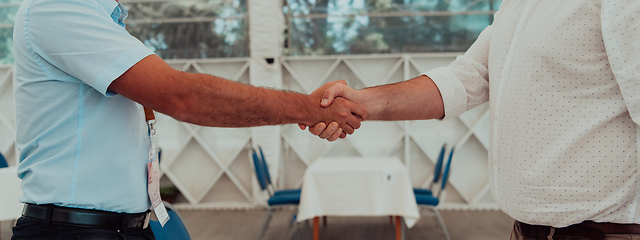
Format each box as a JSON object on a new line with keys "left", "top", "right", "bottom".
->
{"left": 297, "top": 157, "right": 420, "bottom": 228}
{"left": 0, "top": 167, "right": 24, "bottom": 221}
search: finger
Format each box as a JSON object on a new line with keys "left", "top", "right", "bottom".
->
{"left": 348, "top": 101, "right": 368, "bottom": 121}
{"left": 339, "top": 132, "right": 347, "bottom": 138}
{"left": 298, "top": 124, "right": 307, "bottom": 130}
{"left": 318, "top": 122, "right": 339, "bottom": 139}
{"left": 327, "top": 128, "right": 343, "bottom": 142}
{"left": 311, "top": 80, "right": 348, "bottom": 100}
{"left": 342, "top": 122, "right": 355, "bottom": 135}
{"left": 345, "top": 113, "right": 362, "bottom": 131}
{"left": 321, "top": 83, "right": 350, "bottom": 107}
{"left": 308, "top": 122, "right": 327, "bottom": 136}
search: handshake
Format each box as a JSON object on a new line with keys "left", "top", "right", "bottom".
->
{"left": 293, "top": 74, "right": 443, "bottom": 141}
{"left": 297, "top": 80, "right": 367, "bottom": 142}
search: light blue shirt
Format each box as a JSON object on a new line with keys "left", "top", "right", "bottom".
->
{"left": 13, "top": 0, "right": 155, "bottom": 213}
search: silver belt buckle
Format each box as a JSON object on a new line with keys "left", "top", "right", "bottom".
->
{"left": 143, "top": 211, "right": 151, "bottom": 229}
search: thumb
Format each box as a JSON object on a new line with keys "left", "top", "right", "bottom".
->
{"left": 321, "top": 83, "right": 352, "bottom": 107}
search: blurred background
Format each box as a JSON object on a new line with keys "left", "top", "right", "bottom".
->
{"left": 0, "top": 0, "right": 513, "bottom": 239}
{"left": 0, "top": 0, "right": 501, "bottom": 62}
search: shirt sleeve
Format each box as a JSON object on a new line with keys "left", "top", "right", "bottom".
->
{"left": 422, "top": 26, "right": 492, "bottom": 120}
{"left": 601, "top": 1, "right": 640, "bottom": 125}
{"left": 26, "top": 0, "right": 154, "bottom": 96}
{"left": 420, "top": 1, "right": 513, "bottom": 120}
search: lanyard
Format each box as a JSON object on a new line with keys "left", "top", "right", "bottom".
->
{"left": 144, "top": 107, "right": 169, "bottom": 226}
{"left": 144, "top": 107, "right": 155, "bottom": 122}
{"left": 144, "top": 107, "right": 156, "bottom": 135}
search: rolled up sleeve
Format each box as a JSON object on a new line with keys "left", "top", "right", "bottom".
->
{"left": 422, "top": 25, "right": 492, "bottom": 120}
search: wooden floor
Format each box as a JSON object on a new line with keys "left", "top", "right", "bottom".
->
{"left": 1, "top": 209, "right": 514, "bottom": 240}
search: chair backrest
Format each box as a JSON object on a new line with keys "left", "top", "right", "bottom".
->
{"left": 0, "top": 152, "right": 8, "bottom": 168}
{"left": 150, "top": 202, "right": 192, "bottom": 240}
{"left": 258, "top": 147, "right": 272, "bottom": 185}
{"left": 251, "top": 150, "right": 268, "bottom": 191}
{"left": 432, "top": 144, "right": 446, "bottom": 184}
{"left": 440, "top": 147, "right": 455, "bottom": 192}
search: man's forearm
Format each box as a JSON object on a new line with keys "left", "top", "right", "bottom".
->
{"left": 359, "top": 75, "right": 445, "bottom": 121}
{"left": 109, "top": 55, "right": 362, "bottom": 129}
{"left": 172, "top": 73, "right": 317, "bottom": 127}
{"left": 186, "top": 73, "right": 361, "bottom": 128}
{"left": 307, "top": 75, "right": 445, "bottom": 138}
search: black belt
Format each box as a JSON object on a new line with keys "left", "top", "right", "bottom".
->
{"left": 516, "top": 220, "right": 640, "bottom": 240}
{"left": 22, "top": 203, "right": 150, "bottom": 230}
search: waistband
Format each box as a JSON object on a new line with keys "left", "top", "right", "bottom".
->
{"left": 22, "top": 203, "right": 150, "bottom": 230}
{"left": 516, "top": 220, "right": 640, "bottom": 240}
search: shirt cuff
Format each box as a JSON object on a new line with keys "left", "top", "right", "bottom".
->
{"left": 421, "top": 67, "right": 468, "bottom": 121}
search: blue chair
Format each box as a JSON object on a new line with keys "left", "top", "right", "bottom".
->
{"left": 150, "top": 202, "right": 192, "bottom": 240}
{"left": 252, "top": 149, "right": 300, "bottom": 240}
{"left": 413, "top": 144, "right": 446, "bottom": 196}
{"left": 258, "top": 147, "right": 301, "bottom": 197}
{"left": 414, "top": 147, "right": 454, "bottom": 240}
{"left": 0, "top": 152, "right": 8, "bottom": 168}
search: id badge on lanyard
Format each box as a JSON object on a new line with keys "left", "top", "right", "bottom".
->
{"left": 146, "top": 109, "right": 170, "bottom": 226}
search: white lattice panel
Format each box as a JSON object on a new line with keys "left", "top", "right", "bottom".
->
{"left": 157, "top": 58, "right": 256, "bottom": 209}
{"left": 0, "top": 65, "right": 17, "bottom": 167}
{"left": 1, "top": 53, "right": 496, "bottom": 210}
{"left": 280, "top": 53, "right": 496, "bottom": 210}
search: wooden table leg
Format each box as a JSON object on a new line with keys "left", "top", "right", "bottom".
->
{"left": 313, "top": 216, "right": 319, "bottom": 240}
{"left": 395, "top": 216, "right": 402, "bottom": 240}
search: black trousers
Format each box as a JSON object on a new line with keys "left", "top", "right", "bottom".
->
{"left": 11, "top": 217, "right": 156, "bottom": 240}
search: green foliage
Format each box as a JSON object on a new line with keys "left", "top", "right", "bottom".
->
{"left": 286, "top": 0, "right": 501, "bottom": 56}
{"left": 123, "top": 0, "right": 249, "bottom": 59}
{"left": 0, "top": 28, "right": 13, "bottom": 64}
{"left": 160, "top": 185, "right": 179, "bottom": 195}
{"left": 0, "top": 1, "right": 19, "bottom": 64}
{"left": 127, "top": 20, "right": 248, "bottom": 59}
{"left": 0, "top": 0, "right": 249, "bottom": 62}
{"left": 0, "top": 0, "right": 503, "bottom": 61}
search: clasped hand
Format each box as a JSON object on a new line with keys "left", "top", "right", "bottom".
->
{"left": 299, "top": 80, "right": 364, "bottom": 141}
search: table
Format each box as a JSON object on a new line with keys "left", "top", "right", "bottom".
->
{"left": 296, "top": 157, "right": 420, "bottom": 240}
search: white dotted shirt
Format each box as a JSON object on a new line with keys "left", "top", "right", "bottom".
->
{"left": 426, "top": 0, "right": 640, "bottom": 227}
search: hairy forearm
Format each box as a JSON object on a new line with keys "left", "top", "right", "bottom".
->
{"left": 360, "top": 75, "right": 444, "bottom": 121}
{"left": 109, "top": 55, "right": 334, "bottom": 128}
{"left": 168, "top": 72, "right": 317, "bottom": 127}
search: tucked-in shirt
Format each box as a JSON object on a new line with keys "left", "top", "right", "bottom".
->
{"left": 13, "top": 0, "right": 155, "bottom": 213}
{"left": 426, "top": 0, "right": 640, "bottom": 227}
